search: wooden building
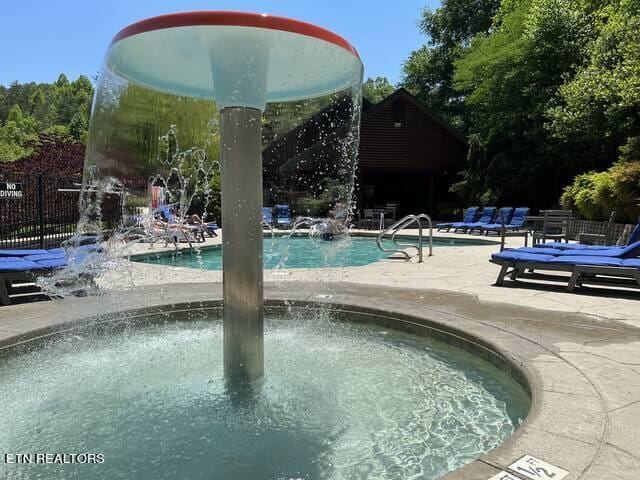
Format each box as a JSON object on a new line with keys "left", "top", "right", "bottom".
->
{"left": 261, "top": 88, "right": 467, "bottom": 219}
{"left": 357, "top": 88, "right": 467, "bottom": 218}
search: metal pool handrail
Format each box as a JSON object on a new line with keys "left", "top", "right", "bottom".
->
{"left": 376, "top": 214, "right": 433, "bottom": 262}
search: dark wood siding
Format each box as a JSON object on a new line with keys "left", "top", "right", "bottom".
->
{"left": 359, "top": 96, "right": 466, "bottom": 172}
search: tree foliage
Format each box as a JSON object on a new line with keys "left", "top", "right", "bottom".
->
{"left": 404, "top": 0, "right": 640, "bottom": 219}
{"left": 401, "top": 0, "right": 500, "bottom": 128}
{"left": 0, "top": 74, "right": 93, "bottom": 162}
{"left": 548, "top": 0, "right": 640, "bottom": 161}
{"left": 362, "top": 77, "right": 395, "bottom": 104}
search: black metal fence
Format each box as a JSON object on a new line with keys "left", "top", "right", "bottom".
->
{"left": 0, "top": 174, "right": 80, "bottom": 250}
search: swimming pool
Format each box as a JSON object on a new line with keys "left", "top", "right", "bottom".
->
{"left": 133, "top": 236, "right": 493, "bottom": 270}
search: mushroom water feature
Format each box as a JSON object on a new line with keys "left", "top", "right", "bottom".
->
{"left": 0, "top": 12, "right": 531, "bottom": 480}
{"left": 87, "top": 11, "right": 363, "bottom": 383}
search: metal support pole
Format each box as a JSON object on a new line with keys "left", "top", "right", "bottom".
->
{"left": 220, "top": 107, "right": 264, "bottom": 383}
{"left": 37, "top": 174, "right": 45, "bottom": 249}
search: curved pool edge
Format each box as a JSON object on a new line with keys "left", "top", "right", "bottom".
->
{"left": 0, "top": 282, "right": 609, "bottom": 479}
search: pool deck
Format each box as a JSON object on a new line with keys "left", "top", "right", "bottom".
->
{"left": 123, "top": 228, "right": 640, "bottom": 324}
{"left": 1, "top": 229, "right": 640, "bottom": 478}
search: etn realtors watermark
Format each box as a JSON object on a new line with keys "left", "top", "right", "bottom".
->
{"left": 4, "top": 453, "right": 104, "bottom": 464}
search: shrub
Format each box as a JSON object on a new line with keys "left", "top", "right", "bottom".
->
{"left": 561, "top": 162, "right": 640, "bottom": 222}
{"left": 610, "top": 161, "right": 640, "bottom": 222}
{"left": 560, "top": 171, "right": 613, "bottom": 220}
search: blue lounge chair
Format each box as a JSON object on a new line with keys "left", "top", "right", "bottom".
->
{"left": 506, "top": 240, "right": 640, "bottom": 259}
{"left": 490, "top": 249, "right": 640, "bottom": 292}
{"left": 470, "top": 207, "right": 512, "bottom": 234}
{"left": 0, "top": 245, "right": 103, "bottom": 305}
{"left": 275, "top": 204, "right": 291, "bottom": 228}
{"left": 533, "top": 219, "right": 640, "bottom": 250}
{"left": 262, "top": 207, "right": 274, "bottom": 226}
{"left": 436, "top": 207, "right": 479, "bottom": 232}
{"left": 0, "top": 254, "right": 66, "bottom": 306}
{"left": 480, "top": 207, "right": 530, "bottom": 235}
{"left": 454, "top": 207, "right": 497, "bottom": 233}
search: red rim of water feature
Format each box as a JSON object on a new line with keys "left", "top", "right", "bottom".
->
{"left": 111, "top": 11, "right": 360, "bottom": 59}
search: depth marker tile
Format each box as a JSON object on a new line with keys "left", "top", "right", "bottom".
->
{"left": 508, "top": 455, "right": 569, "bottom": 480}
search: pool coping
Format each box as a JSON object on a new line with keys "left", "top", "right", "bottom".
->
{"left": 0, "top": 282, "right": 633, "bottom": 479}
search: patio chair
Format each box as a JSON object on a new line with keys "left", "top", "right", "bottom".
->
{"left": 385, "top": 202, "right": 399, "bottom": 223}
{"left": 531, "top": 210, "right": 572, "bottom": 245}
{"left": 490, "top": 249, "right": 640, "bottom": 293}
{"left": 577, "top": 211, "right": 616, "bottom": 245}
{"left": 437, "top": 207, "right": 479, "bottom": 232}
{"left": 453, "top": 207, "right": 496, "bottom": 233}
{"left": 361, "top": 209, "right": 375, "bottom": 229}
{"left": 275, "top": 204, "right": 292, "bottom": 228}
{"left": 480, "top": 207, "right": 529, "bottom": 235}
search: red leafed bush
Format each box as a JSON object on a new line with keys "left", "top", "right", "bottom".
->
{"left": 0, "top": 133, "right": 85, "bottom": 179}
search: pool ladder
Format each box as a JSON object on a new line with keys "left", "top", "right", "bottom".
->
{"left": 376, "top": 214, "right": 433, "bottom": 262}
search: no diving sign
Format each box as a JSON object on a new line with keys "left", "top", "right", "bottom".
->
{"left": 0, "top": 182, "right": 23, "bottom": 199}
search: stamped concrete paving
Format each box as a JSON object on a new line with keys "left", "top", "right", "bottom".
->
{"left": 1, "top": 280, "right": 639, "bottom": 479}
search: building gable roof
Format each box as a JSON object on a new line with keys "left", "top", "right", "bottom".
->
{"left": 361, "top": 88, "right": 467, "bottom": 145}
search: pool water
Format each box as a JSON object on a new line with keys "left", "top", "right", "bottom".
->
{"left": 0, "top": 307, "right": 529, "bottom": 480}
{"left": 133, "top": 236, "right": 492, "bottom": 270}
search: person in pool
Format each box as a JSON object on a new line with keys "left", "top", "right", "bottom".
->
{"left": 321, "top": 201, "right": 348, "bottom": 241}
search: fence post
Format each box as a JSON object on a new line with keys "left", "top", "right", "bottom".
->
{"left": 37, "top": 174, "right": 44, "bottom": 249}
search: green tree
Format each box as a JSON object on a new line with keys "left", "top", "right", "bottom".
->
{"left": 362, "top": 77, "right": 395, "bottom": 103}
{"left": 401, "top": 0, "right": 500, "bottom": 128}
{"left": 0, "top": 105, "right": 39, "bottom": 162}
{"left": 547, "top": 0, "right": 640, "bottom": 165}
{"left": 452, "top": 0, "right": 593, "bottom": 206}
{"left": 0, "top": 74, "right": 95, "bottom": 162}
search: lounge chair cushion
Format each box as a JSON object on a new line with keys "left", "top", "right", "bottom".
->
{"left": 23, "top": 253, "right": 66, "bottom": 262}
{"left": 460, "top": 207, "right": 479, "bottom": 223}
{"left": 514, "top": 247, "right": 568, "bottom": 256}
{"left": 473, "top": 207, "right": 497, "bottom": 224}
{"left": 568, "top": 241, "right": 640, "bottom": 258}
{"left": 492, "top": 251, "right": 556, "bottom": 263}
{"left": 438, "top": 208, "right": 476, "bottom": 228}
{"left": 622, "top": 258, "right": 640, "bottom": 268}
{"left": 535, "top": 242, "right": 609, "bottom": 250}
{"left": 547, "top": 256, "right": 624, "bottom": 267}
{"left": 496, "top": 207, "right": 514, "bottom": 223}
{"left": 482, "top": 223, "right": 516, "bottom": 231}
{"left": 0, "top": 249, "right": 49, "bottom": 257}
{"left": 34, "top": 258, "right": 67, "bottom": 269}
{"left": 514, "top": 242, "right": 640, "bottom": 258}
{"left": 0, "top": 257, "right": 40, "bottom": 271}
{"left": 511, "top": 207, "right": 530, "bottom": 220}
{"left": 481, "top": 223, "right": 502, "bottom": 230}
